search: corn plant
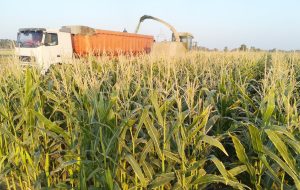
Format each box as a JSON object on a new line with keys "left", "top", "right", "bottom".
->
{"left": 0, "top": 51, "right": 299, "bottom": 189}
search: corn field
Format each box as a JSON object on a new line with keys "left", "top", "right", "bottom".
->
{"left": 0, "top": 52, "right": 299, "bottom": 189}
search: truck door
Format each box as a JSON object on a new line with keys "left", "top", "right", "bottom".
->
{"left": 42, "top": 33, "right": 61, "bottom": 69}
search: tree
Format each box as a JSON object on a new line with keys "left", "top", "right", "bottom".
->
{"left": 224, "top": 46, "right": 229, "bottom": 52}
{"left": 239, "top": 44, "right": 247, "bottom": 51}
{"left": 0, "top": 39, "right": 15, "bottom": 49}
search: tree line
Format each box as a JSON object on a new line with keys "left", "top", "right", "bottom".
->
{"left": 0, "top": 39, "right": 16, "bottom": 49}
{"left": 194, "top": 43, "right": 300, "bottom": 53}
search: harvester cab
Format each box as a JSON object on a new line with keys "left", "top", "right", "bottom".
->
{"left": 175, "top": 32, "right": 194, "bottom": 50}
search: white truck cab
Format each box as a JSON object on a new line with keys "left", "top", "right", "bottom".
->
{"left": 15, "top": 28, "right": 73, "bottom": 72}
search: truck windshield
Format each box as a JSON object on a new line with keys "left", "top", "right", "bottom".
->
{"left": 17, "top": 31, "right": 43, "bottom": 48}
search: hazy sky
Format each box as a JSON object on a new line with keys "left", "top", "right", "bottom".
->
{"left": 0, "top": 0, "right": 299, "bottom": 50}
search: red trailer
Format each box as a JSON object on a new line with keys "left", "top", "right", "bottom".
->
{"left": 63, "top": 26, "right": 154, "bottom": 56}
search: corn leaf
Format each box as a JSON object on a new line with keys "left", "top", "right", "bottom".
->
{"left": 263, "top": 146, "right": 300, "bottom": 189}
{"left": 248, "top": 124, "right": 263, "bottom": 153}
{"left": 191, "top": 174, "right": 249, "bottom": 190}
{"left": 230, "top": 134, "right": 249, "bottom": 164}
{"left": 188, "top": 107, "right": 210, "bottom": 140}
{"left": 31, "top": 109, "right": 70, "bottom": 144}
{"left": 210, "top": 155, "right": 231, "bottom": 180}
{"left": 261, "top": 88, "right": 275, "bottom": 124}
{"left": 150, "top": 91, "right": 164, "bottom": 127}
{"left": 265, "top": 129, "right": 296, "bottom": 171}
{"left": 228, "top": 165, "right": 247, "bottom": 177}
{"left": 148, "top": 172, "right": 175, "bottom": 189}
{"left": 143, "top": 111, "right": 162, "bottom": 158}
{"left": 125, "top": 154, "right": 148, "bottom": 186}
{"left": 199, "top": 135, "right": 228, "bottom": 156}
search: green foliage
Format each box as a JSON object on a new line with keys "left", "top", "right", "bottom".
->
{"left": 0, "top": 52, "right": 299, "bottom": 189}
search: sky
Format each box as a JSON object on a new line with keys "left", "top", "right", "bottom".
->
{"left": 0, "top": 0, "right": 300, "bottom": 50}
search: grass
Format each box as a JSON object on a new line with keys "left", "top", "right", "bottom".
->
{"left": 0, "top": 51, "right": 299, "bottom": 189}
